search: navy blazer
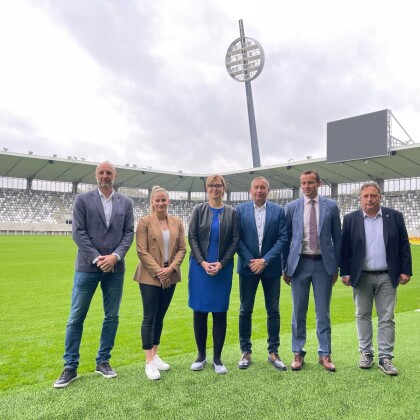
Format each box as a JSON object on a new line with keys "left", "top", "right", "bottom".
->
{"left": 283, "top": 196, "right": 342, "bottom": 277}
{"left": 341, "top": 206, "right": 412, "bottom": 288}
{"left": 236, "top": 201, "right": 287, "bottom": 278}
{"left": 72, "top": 189, "right": 134, "bottom": 273}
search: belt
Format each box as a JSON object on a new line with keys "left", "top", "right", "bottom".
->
{"left": 300, "top": 254, "right": 322, "bottom": 261}
{"left": 164, "top": 262, "right": 169, "bottom": 267}
{"left": 362, "top": 270, "right": 389, "bottom": 275}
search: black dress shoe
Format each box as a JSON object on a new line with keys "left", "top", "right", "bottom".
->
{"left": 238, "top": 352, "right": 252, "bottom": 369}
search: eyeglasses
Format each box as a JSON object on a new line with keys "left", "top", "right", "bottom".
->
{"left": 207, "top": 184, "right": 224, "bottom": 190}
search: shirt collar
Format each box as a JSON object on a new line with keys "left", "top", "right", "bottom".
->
{"left": 98, "top": 188, "right": 114, "bottom": 200}
{"left": 304, "top": 195, "right": 319, "bottom": 205}
{"left": 253, "top": 201, "right": 267, "bottom": 210}
{"left": 363, "top": 207, "right": 382, "bottom": 219}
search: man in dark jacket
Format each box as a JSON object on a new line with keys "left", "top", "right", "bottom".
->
{"left": 341, "top": 181, "right": 412, "bottom": 375}
{"left": 236, "top": 176, "right": 288, "bottom": 371}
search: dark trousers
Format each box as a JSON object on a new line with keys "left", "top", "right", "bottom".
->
{"left": 239, "top": 273, "right": 280, "bottom": 354}
{"left": 139, "top": 283, "right": 176, "bottom": 350}
{"left": 193, "top": 310, "right": 227, "bottom": 363}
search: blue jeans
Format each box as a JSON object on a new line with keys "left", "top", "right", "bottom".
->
{"left": 63, "top": 271, "right": 124, "bottom": 369}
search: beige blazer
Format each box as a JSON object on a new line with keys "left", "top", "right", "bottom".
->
{"left": 133, "top": 213, "right": 186, "bottom": 286}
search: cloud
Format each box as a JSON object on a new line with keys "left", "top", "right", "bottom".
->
{"left": 0, "top": 0, "right": 419, "bottom": 174}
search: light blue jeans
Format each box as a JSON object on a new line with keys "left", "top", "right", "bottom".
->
{"left": 63, "top": 271, "right": 124, "bottom": 369}
{"left": 353, "top": 272, "right": 396, "bottom": 359}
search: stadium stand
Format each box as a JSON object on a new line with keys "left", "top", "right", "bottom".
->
{"left": 1, "top": 188, "right": 420, "bottom": 234}
{"left": 0, "top": 189, "right": 72, "bottom": 224}
{"left": 131, "top": 197, "right": 195, "bottom": 228}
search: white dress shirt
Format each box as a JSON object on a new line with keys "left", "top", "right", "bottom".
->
{"left": 99, "top": 189, "right": 114, "bottom": 227}
{"left": 253, "top": 201, "right": 267, "bottom": 255}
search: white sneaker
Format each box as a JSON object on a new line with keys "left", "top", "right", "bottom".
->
{"left": 213, "top": 362, "right": 228, "bottom": 374}
{"left": 153, "top": 355, "right": 170, "bottom": 371}
{"left": 145, "top": 361, "right": 161, "bottom": 380}
{"left": 190, "top": 359, "right": 207, "bottom": 371}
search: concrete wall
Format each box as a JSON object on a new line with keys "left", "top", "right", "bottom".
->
{"left": 0, "top": 223, "right": 72, "bottom": 235}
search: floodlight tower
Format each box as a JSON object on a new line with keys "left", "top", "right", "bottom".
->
{"left": 225, "top": 19, "right": 265, "bottom": 167}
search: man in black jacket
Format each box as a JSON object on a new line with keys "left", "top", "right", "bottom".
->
{"left": 341, "top": 181, "right": 412, "bottom": 375}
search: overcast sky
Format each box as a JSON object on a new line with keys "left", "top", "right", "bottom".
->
{"left": 0, "top": 0, "right": 419, "bottom": 174}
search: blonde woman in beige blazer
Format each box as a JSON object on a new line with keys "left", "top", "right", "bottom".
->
{"left": 133, "top": 186, "right": 186, "bottom": 380}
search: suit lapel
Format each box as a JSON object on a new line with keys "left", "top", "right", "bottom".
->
{"left": 93, "top": 190, "right": 107, "bottom": 227}
{"left": 382, "top": 207, "right": 389, "bottom": 246}
{"left": 248, "top": 202, "right": 258, "bottom": 238}
{"left": 263, "top": 202, "right": 273, "bottom": 237}
{"left": 108, "top": 193, "right": 118, "bottom": 228}
{"left": 318, "top": 196, "right": 325, "bottom": 236}
{"left": 357, "top": 210, "right": 366, "bottom": 247}
{"left": 296, "top": 198, "right": 304, "bottom": 232}
{"left": 168, "top": 216, "right": 178, "bottom": 256}
{"left": 150, "top": 213, "right": 164, "bottom": 257}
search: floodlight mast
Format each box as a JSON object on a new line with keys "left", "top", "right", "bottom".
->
{"left": 225, "top": 20, "right": 264, "bottom": 168}
{"left": 239, "top": 20, "right": 261, "bottom": 168}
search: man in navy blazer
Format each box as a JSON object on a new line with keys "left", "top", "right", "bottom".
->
{"left": 236, "top": 177, "right": 288, "bottom": 371}
{"left": 283, "top": 170, "right": 341, "bottom": 371}
{"left": 341, "top": 181, "right": 412, "bottom": 375}
{"left": 54, "top": 161, "right": 134, "bottom": 388}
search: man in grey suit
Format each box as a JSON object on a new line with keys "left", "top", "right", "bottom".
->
{"left": 236, "top": 177, "right": 288, "bottom": 371}
{"left": 54, "top": 161, "right": 134, "bottom": 388}
{"left": 283, "top": 170, "right": 341, "bottom": 371}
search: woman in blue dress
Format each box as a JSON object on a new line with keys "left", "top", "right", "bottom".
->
{"left": 188, "top": 174, "right": 239, "bottom": 374}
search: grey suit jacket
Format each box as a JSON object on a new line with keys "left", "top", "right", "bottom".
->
{"left": 72, "top": 189, "right": 134, "bottom": 272}
{"left": 283, "top": 195, "right": 341, "bottom": 276}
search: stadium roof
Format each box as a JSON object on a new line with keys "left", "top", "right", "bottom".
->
{"left": 1, "top": 144, "right": 420, "bottom": 192}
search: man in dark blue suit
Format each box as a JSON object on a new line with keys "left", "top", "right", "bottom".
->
{"left": 341, "top": 181, "right": 412, "bottom": 375}
{"left": 283, "top": 170, "right": 341, "bottom": 372}
{"left": 54, "top": 161, "right": 134, "bottom": 388}
{"left": 236, "top": 177, "right": 288, "bottom": 370}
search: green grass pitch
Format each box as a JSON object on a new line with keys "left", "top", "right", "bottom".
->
{"left": 1, "top": 236, "right": 419, "bottom": 419}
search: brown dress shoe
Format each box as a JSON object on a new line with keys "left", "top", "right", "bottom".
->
{"left": 319, "top": 355, "right": 336, "bottom": 371}
{"left": 291, "top": 353, "right": 304, "bottom": 370}
{"left": 238, "top": 352, "right": 252, "bottom": 369}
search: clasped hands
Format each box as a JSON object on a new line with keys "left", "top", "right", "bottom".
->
{"left": 201, "top": 261, "right": 222, "bottom": 276}
{"left": 96, "top": 254, "right": 117, "bottom": 273}
{"left": 157, "top": 266, "right": 174, "bottom": 289}
{"left": 249, "top": 258, "right": 266, "bottom": 275}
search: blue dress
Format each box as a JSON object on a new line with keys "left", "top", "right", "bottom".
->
{"left": 188, "top": 207, "right": 234, "bottom": 312}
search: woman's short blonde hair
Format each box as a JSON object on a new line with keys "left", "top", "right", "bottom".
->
{"left": 149, "top": 185, "right": 169, "bottom": 213}
{"left": 206, "top": 174, "right": 226, "bottom": 190}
